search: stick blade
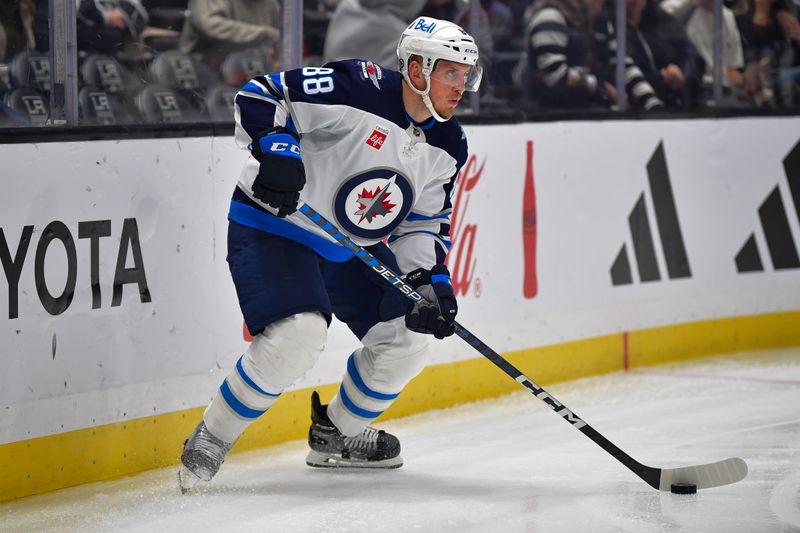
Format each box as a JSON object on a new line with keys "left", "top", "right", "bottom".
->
{"left": 658, "top": 457, "right": 748, "bottom": 491}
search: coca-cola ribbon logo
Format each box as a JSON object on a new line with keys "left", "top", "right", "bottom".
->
{"left": 446, "top": 154, "right": 485, "bottom": 298}
{"left": 445, "top": 140, "right": 538, "bottom": 301}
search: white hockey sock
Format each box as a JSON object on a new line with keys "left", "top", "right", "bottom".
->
{"left": 203, "top": 312, "right": 327, "bottom": 443}
{"left": 327, "top": 318, "right": 428, "bottom": 436}
{"left": 327, "top": 350, "right": 402, "bottom": 436}
{"left": 203, "top": 354, "right": 282, "bottom": 444}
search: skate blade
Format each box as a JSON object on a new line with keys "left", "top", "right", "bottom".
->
{"left": 177, "top": 465, "right": 204, "bottom": 493}
{"left": 305, "top": 450, "right": 403, "bottom": 469}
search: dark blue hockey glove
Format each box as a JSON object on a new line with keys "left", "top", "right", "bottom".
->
{"left": 250, "top": 126, "right": 305, "bottom": 218}
{"left": 404, "top": 264, "right": 458, "bottom": 339}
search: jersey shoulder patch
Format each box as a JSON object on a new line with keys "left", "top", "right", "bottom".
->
{"left": 327, "top": 59, "right": 399, "bottom": 92}
{"left": 287, "top": 59, "right": 405, "bottom": 125}
{"left": 335, "top": 59, "right": 403, "bottom": 109}
{"left": 280, "top": 60, "right": 400, "bottom": 108}
{"left": 354, "top": 60, "right": 387, "bottom": 90}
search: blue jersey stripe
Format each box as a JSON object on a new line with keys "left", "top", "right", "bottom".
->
{"left": 347, "top": 354, "right": 399, "bottom": 401}
{"left": 406, "top": 212, "right": 451, "bottom": 222}
{"left": 286, "top": 114, "right": 297, "bottom": 133}
{"left": 268, "top": 73, "right": 284, "bottom": 94}
{"left": 241, "top": 81, "right": 276, "bottom": 101}
{"left": 228, "top": 199, "right": 355, "bottom": 262}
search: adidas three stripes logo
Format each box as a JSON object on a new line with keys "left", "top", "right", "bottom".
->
{"left": 610, "top": 139, "right": 800, "bottom": 286}
{"left": 736, "top": 141, "right": 800, "bottom": 273}
{"left": 611, "top": 142, "right": 691, "bottom": 286}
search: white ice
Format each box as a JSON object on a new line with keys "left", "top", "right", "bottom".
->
{"left": 2, "top": 347, "right": 799, "bottom": 533}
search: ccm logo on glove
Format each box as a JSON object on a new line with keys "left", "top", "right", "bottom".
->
{"left": 268, "top": 141, "right": 301, "bottom": 156}
{"left": 250, "top": 126, "right": 306, "bottom": 218}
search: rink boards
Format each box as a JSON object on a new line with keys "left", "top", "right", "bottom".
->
{"left": 1, "top": 117, "right": 799, "bottom": 501}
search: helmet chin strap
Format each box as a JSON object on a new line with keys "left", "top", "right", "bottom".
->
{"left": 422, "top": 91, "right": 448, "bottom": 122}
{"left": 405, "top": 71, "right": 449, "bottom": 123}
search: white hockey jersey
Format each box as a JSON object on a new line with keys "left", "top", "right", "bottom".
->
{"left": 230, "top": 59, "right": 468, "bottom": 274}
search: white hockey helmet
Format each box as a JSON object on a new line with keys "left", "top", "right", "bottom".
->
{"left": 397, "top": 16, "right": 482, "bottom": 121}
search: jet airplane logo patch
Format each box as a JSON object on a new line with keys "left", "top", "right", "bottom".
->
{"left": 355, "top": 175, "right": 397, "bottom": 223}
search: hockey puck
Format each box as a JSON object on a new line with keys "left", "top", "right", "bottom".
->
{"left": 670, "top": 482, "right": 697, "bottom": 494}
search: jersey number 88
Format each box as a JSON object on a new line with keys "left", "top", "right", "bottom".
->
{"left": 302, "top": 67, "right": 335, "bottom": 95}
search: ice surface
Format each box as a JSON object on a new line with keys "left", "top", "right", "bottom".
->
{"left": 2, "top": 347, "right": 799, "bottom": 533}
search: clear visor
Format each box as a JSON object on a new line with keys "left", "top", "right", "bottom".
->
{"left": 428, "top": 62, "right": 483, "bottom": 92}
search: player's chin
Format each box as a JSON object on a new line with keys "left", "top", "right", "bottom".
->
{"left": 436, "top": 104, "right": 458, "bottom": 119}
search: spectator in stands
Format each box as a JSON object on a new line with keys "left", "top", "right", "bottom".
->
{"left": 0, "top": 0, "right": 36, "bottom": 62}
{"left": 482, "top": 0, "right": 515, "bottom": 52}
{"left": 421, "top": 0, "right": 495, "bottom": 60}
{"left": 323, "top": 0, "right": 426, "bottom": 68}
{"left": 730, "top": 0, "right": 800, "bottom": 106}
{"left": 179, "top": 0, "right": 280, "bottom": 72}
{"left": 304, "top": 0, "right": 337, "bottom": 61}
{"left": 503, "top": 0, "right": 534, "bottom": 47}
{"left": 625, "top": 0, "right": 702, "bottom": 107}
{"left": 520, "top": 0, "right": 663, "bottom": 110}
{"left": 419, "top": 0, "right": 496, "bottom": 97}
{"left": 730, "top": 0, "right": 800, "bottom": 52}
{"left": 76, "top": 0, "right": 150, "bottom": 55}
{"left": 662, "top": 0, "right": 767, "bottom": 106}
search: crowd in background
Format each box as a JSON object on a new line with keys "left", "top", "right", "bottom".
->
{"left": 1, "top": 0, "right": 798, "bottom": 126}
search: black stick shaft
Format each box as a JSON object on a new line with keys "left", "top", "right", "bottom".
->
{"left": 297, "top": 202, "right": 660, "bottom": 489}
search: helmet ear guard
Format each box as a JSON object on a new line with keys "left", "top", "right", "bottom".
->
{"left": 396, "top": 17, "right": 482, "bottom": 122}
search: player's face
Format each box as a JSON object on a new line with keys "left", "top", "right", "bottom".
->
{"left": 428, "top": 60, "right": 471, "bottom": 119}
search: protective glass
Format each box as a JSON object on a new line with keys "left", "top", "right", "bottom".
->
{"left": 429, "top": 62, "right": 483, "bottom": 92}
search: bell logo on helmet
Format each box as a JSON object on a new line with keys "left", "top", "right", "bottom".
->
{"left": 412, "top": 18, "right": 437, "bottom": 33}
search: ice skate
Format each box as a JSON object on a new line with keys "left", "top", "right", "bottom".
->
{"left": 305, "top": 391, "right": 403, "bottom": 469}
{"left": 178, "top": 420, "right": 233, "bottom": 493}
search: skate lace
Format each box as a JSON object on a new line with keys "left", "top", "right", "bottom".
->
{"left": 343, "top": 427, "right": 379, "bottom": 452}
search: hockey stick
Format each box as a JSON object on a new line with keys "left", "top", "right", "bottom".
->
{"left": 297, "top": 202, "right": 748, "bottom": 491}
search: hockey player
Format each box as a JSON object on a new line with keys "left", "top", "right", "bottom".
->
{"left": 179, "top": 16, "right": 482, "bottom": 489}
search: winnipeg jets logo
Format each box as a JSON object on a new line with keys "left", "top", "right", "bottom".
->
{"left": 334, "top": 169, "right": 414, "bottom": 239}
{"left": 355, "top": 175, "right": 397, "bottom": 223}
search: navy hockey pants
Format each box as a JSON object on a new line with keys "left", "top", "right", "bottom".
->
{"left": 227, "top": 220, "right": 409, "bottom": 339}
